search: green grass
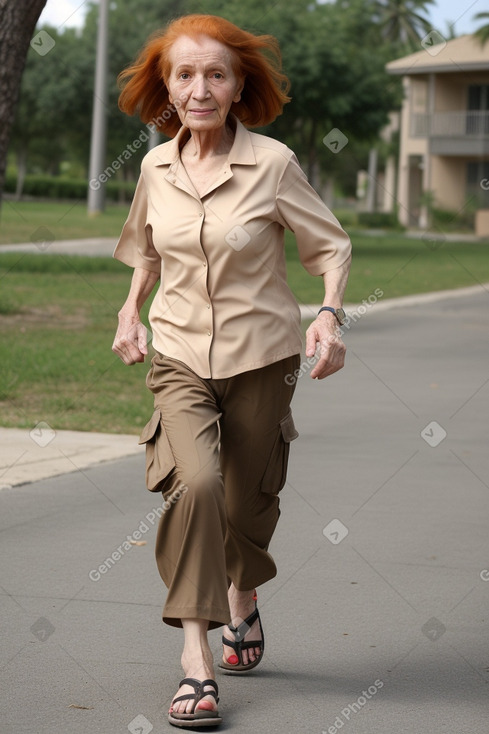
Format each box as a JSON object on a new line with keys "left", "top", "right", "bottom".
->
{"left": 288, "top": 229, "right": 489, "bottom": 304}
{"left": 0, "top": 199, "right": 129, "bottom": 244}
{"left": 0, "top": 226, "right": 488, "bottom": 434}
{"left": 0, "top": 255, "right": 155, "bottom": 434}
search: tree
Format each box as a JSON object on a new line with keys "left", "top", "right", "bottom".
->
{"left": 0, "top": 0, "right": 47, "bottom": 211}
{"left": 474, "top": 12, "right": 489, "bottom": 45}
{"left": 10, "top": 26, "right": 92, "bottom": 196}
{"left": 375, "top": 0, "right": 434, "bottom": 49}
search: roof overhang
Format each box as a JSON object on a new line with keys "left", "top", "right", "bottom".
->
{"left": 386, "top": 34, "right": 489, "bottom": 76}
{"left": 387, "top": 61, "right": 489, "bottom": 75}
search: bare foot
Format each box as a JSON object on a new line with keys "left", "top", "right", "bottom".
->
{"left": 222, "top": 584, "right": 263, "bottom": 667}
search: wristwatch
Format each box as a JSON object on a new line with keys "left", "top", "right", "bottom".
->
{"left": 317, "top": 306, "right": 346, "bottom": 325}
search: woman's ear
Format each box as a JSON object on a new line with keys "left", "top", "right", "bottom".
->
{"left": 233, "top": 77, "right": 245, "bottom": 103}
{"left": 166, "top": 81, "right": 173, "bottom": 105}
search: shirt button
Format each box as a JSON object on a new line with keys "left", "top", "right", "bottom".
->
{"left": 207, "top": 330, "right": 211, "bottom": 336}
{"left": 202, "top": 262, "right": 207, "bottom": 267}
{"left": 206, "top": 303, "right": 210, "bottom": 309}
{"left": 198, "top": 212, "right": 203, "bottom": 217}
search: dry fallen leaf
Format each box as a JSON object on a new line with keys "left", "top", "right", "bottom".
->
{"left": 129, "top": 540, "right": 147, "bottom": 546}
{"left": 68, "top": 704, "right": 93, "bottom": 710}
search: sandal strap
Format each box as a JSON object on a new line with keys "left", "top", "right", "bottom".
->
{"left": 172, "top": 678, "right": 219, "bottom": 707}
{"left": 222, "top": 637, "right": 263, "bottom": 651}
{"left": 227, "top": 607, "right": 259, "bottom": 641}
{"left": 178, "top": 677, "right": 218, "bottom": 693}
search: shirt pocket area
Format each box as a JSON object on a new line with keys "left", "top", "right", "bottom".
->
{"left": 260, "top": 409, "right": 299, "bottom": 496}
{"left": 138, "top": 409, "right": 176, "bottom": 492}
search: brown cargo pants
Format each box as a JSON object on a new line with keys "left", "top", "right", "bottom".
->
{"left": 139, "top": 352, "right": 301, "bottom": 629}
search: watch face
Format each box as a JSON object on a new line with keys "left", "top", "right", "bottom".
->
{"left": 336, "top": 308, "right": 346, "bottom": 325}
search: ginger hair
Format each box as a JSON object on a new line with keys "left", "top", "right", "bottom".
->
{"left": 117, "top": 14, "right": 290, "bottom": 137}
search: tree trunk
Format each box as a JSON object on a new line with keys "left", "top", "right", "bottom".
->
{"left": 0, "top": 0, "right": 47, "bottom": 212}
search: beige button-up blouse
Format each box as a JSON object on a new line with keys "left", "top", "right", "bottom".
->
{"left": 113, "top": 116, "right": 351, "bottom": 379}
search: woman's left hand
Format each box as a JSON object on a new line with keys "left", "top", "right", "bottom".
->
{"left": 305, "top": 313, "right": 346, "bottom": 380}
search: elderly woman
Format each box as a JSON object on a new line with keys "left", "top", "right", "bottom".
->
{"left": 112, "top": 13, "right": 351, "bottom": 729}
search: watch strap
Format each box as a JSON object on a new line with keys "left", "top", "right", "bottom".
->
{"left": 318, "top": 307, "right": 337, "bottom": 317}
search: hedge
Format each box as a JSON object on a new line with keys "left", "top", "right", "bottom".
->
{"left": 357, "top": 211, "right": 403, "bottom": 229}
{"left": 4, "top": 174, "right": 137, "bottom": 202}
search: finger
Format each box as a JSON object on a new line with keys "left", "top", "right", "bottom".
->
{"left": 136, "top": 323, "right": 148, "bottom": 355}
{"left": 310, "top": 336, "right": 333, "bottom": 378}
{"left": 112, "top": 336, "right": 143, "bottom": 365}
{"left": 305, "top": 325, "right": 318, "bottom": 358}
{"left": 311, "top": 361, "right": 338, "bottom": 379}
{"left": 310, "top": 344, "right": 346, "bottom": 379}
{"left": 112, "top": 343, "right": 135, "bottom": 365}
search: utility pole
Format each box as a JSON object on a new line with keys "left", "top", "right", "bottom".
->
{"left": 148, "top": 124, "right": 160, "bottom": 151}
{"left": 87, "top": 0, "right": 109, "bottom": 216}
{"left": 366, "top": 147, "right": 378, "bottom": 213}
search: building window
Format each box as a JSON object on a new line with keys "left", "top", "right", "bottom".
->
{"left": 466, "top": 85, "right": 489, "bottom": 134}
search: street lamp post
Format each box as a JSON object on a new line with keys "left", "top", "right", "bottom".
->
{"left": 87, "top": 0, "right": 109, "bottom": 216}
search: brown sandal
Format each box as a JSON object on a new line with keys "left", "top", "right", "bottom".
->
{"left": 168, "top": 677, "right": 222, "bottom": 728}
{"left": 219, "top": 592, "right": 264, "bottom": 674}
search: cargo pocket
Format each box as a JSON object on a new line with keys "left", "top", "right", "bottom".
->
{"left": 260, "top": 409, "right": 299, "bottom": 495}
{"left": 138, "top": 409, "right": 176, "bottom": 492}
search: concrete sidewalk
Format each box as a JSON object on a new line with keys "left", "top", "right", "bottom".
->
{"left": 0, "top": 237, "right": 118, "bottom": 257}
{"left": 1, "top": 287, "right": 489, "bottom": 734}
{"left": 0, "top": 428, "right": 143, "bottom": 490}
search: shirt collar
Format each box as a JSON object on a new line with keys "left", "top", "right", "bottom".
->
{"left": 152, "top": 115, "right": 256, "bottom": 167}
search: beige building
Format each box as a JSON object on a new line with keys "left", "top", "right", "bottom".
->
{"left": 386, "top": 35, "right": 489, "bottom": 233}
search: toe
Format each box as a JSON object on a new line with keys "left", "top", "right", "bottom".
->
{"left": 196, "top": 689, "right": 217, "bottom": 713}
{"left": 196, "top": 699, "right": 214, "bottom": 712}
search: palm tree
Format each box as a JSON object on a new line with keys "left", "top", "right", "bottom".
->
{"left": 376, "top": 0, "right": 435, "bottom": 48}
{"left": 474, "top": 11, "right": 489, "bottom": 45}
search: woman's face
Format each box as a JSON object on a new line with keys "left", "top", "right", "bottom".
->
{"left": 167, "top": 34, "right": 244, "bottom": 133}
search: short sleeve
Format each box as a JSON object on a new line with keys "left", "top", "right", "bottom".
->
{"left": 275, "top": 154, "right": 351, "bottom": 276}
{"left": 113, "top": 174, "right": 161, "bottom": 273}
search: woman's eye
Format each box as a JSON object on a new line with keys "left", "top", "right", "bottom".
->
{"left": 179, "top": 73, "right": 190, "bottom": 80}
{"left": 212, "top": 73, "right": 223, "bottom": 79}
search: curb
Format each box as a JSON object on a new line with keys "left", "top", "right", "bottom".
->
{"left": 299, "top": 282, "right": 489, "bottom": 320}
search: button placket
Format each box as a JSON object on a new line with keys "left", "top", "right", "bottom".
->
{"left": 196, "top": 204, "right": 213, "bottom": 343}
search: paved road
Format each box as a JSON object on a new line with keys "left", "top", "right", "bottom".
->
{"left": 1, "top": 289, "right": 489, "bottom": 734}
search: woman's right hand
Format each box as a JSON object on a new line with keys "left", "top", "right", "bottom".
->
{"left": 112, "top": 311, "right": 148, "bottom": 365}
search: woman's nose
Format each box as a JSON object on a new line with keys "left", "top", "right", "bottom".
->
{"left": 191, "top": 75, "right": 210, "bottom": 99}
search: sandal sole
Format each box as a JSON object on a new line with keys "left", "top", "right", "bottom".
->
{"left": 218, "top": 654, "right": 263, "bottom": 674}
{"left": 168, "top": 713, "right": 222, "bottom": 728}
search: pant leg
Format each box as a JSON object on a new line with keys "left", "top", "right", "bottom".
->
{"left": 143, "top": 354, "right": 231, "bottom": 630}
{"left": 214, "top": 354, "right": 301, "bottom": 591}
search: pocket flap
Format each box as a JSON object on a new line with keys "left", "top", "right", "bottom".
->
{"left": 138, "top": 409, "right": 161, "bottom": 445}
{"left": 138, "top": 409, "right": 176, "bottom": 492}
{"left": 280, "top": 410, "right": 299, "bottom": 443}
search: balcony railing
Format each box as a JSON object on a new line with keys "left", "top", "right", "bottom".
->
{"left": 411, "top": 111, "right": 489, "bottom": 138}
